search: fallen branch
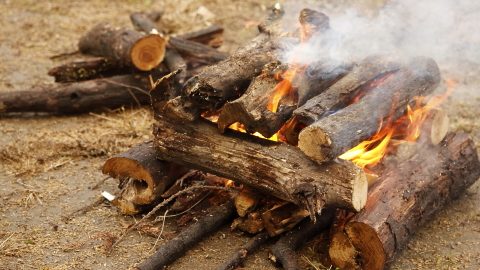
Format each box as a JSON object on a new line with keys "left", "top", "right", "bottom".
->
{"left": 217, "top": 232, "right": 270, "bottom": 270}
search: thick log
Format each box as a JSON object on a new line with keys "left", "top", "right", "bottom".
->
{"left": 134, "top": 201, "right": 235, "bottom": 270}
{"left": 284, "top": 56, "right": 401, "bottom": 145}
{"left": 0, "top": 75, "right": 152, "bottom": 114}
{"left": 153, "top": 117, "right": 368, "bottom": 216}
{"left": 217, "top": 232, "right": 270, "bottom": 270}
{"left": 269, "top": 208, "right": 334, "bottom": 270}
{"left": 47, "top": 57, "right": 130, "bottom": 83}
{"left": 78, "top": 23, "right": 166, "bottom": 71}
{"left": 217, "top": 60, "right": 349, "bottom": 138}
{"left": 102, "top": 141, "right": 188, "bottom": 213}
{"left": 298, "top": 57, "right": 441, "bottom": 163}
{"left": 329, "top": 132, "right": 480, "bottom": 270}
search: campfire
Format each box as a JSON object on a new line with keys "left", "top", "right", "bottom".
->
{"left": 1, "top": 4, "right": 479, "bottom": 270}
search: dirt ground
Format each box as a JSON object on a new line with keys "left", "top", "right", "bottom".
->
{"left": 0, "top": 0, "right": 479, "bottom": 269}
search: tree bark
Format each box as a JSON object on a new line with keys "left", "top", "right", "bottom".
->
{"left": 47, "top": 57, "right": 130, "bottom": 83}
{"left": 284, "top": 56, "right": 401, "bottom": 145}
{"left": 102, "top": 141, "right": 188, "bottom": 213}
{"left": 78, "top": 23, "right": 166, "bottom": 71}
{"left": 152, "top": 116, "right": 368, "bottom": 216}
{"left": 217, "top": 232, "right": 270, "bottom": 270}
{"left": 0, "top": 74, "right": 152, "bottom": 114}
{"left": 298, "top": 57, "right": 440, "bottom": 163}
{"left": 134, "top": 201, "right": 235, "bottom": 270}
{"left": 328, "top": 132, "right": 480, "bottom": 270}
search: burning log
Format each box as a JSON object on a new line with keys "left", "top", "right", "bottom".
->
{"left": 283, "top": 56, "right": 401, "bottom": 145}
{"left": 134, "top": 201, "right": 235, "bottom": 270}
{"left": 47, "top": 57, "right": 131, "bottom": 83}
{"left": 153, "top": 116, "right": 368, "bottom": 216}
{"left": 0, "top": 75, "right": 152, "bottom": 114}
{"left": 217, "top": 232, "right": 270, "bottom": 270}
{"left": 102, "top": 141, "right": 189, "bottom": 214}
{"left": 328, "top": 132, "right": 480, "bottom": 270}
{"left": 165, "top": 6, "right": 285, "bottom": 120}
{"left": 269, "top": 208, "right": 334, "bottom": 270}
{"left": 78, "top": 23, "right": 166, "bottom": 71}
{"left": 298, "top": 57, "right": 441, "bottom": 163}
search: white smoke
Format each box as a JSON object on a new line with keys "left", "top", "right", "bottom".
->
{"left": 280, "top": 0, "right": 480, "bottom": 77}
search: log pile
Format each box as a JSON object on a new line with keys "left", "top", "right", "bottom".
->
{"left": 3, "top": 5, "right": 479, "bottom": 270}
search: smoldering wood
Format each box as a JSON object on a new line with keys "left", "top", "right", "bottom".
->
{"left": 102, "top": 141, "right": 188, "bottom": 208}
{"left": 328, "top": 132, "right": 480, "bottom": 270}
{"left": 78, "top": 23, "right": 166, "bottom": 71}
{"left": 269, "top": 208, "right": 334, "bottom": 270}
{"left": 217, "top": 232, "right": 270, "bottom": 270}
{"left": 178, "top": 7, "right": 285, "bottom": 117}
{"left": 298, "top": 57, "right": 441, "bottom": 163}
{"left": 298, "top": 8, "right": 330, "bottom": 38}
{"left": 0, "top": 75, "right": 152, "bottom": 114}
{"left": 217, "top": 60, "right": 350, "bottom": 138}
{"left": 152, "top": 116, "right": 368, "bottom": 216}
{"left": 285, "top": 56, "right": 402, "bottom": 145}
{"left": 134, "top": 201, "right": 235, "bottom": 270}
{"left": 47, "top": 57, "right": 130, "bottom": 83}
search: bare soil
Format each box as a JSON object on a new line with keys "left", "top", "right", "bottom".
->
{"left": 0, "top": 0, "right": 479, "bottom": 269}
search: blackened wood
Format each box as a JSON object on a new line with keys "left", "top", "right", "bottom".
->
{"left": 298, "top": 57, "right": 440, "bottom": 163}
{"left": 217, "top": 232, "right": 270, "bottom": 270}
{"left": 0, "top": 75, "right": 152, "bottom": 114}
{"left": 48, "top": 57, "right": 129, "bottom": 83}
{"left": 135, "top": 201, "right": 235, "bottom": 270}
{"left": 180, "top": 8, "right": 284, "bottom": 116}
{"left": 102, "top": 141, "right": 188, "bottom": 208}
{"left": 176, "top": 25, "right": 224, "bottom": 48}
{"left": 152, "top": 117, "right": 368, "bottom": 216}
{"left": 329, "top": 133, "right": 480, "bottom": 270}
{"left": 285, "top": 56, "right": 401, "bottom": 145}
{"left": 269, "top": 208, "right": 334, "bottom": 270}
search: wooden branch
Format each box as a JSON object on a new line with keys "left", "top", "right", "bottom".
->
{"left": 269, "top": 208, "right": 334, "bottom": 270}
{"left": 328, "top": 132, "right": 480, "bottom": 270}
{"left": 134, "top": 201, "right": 235, "bottom": 270}
{"left": 0, "top": 75, "right": 152, "bottom": 114}
{"left": 217, "top": 232, "right": 270, "bottom": 270}
{"left": 47, "top": 57, "right": 130, "bottom": 83}
{"left": 284, "top": 56, "right": 401, "bottom": 145}
{"left": 78, "top": 23, "right": 166, "bottom": 71}
{"left": 176, "top": 25, "right": 224, "bottom": 48}
{"left": 153, "top": 117, "right": 368, "bottom": 216}
{"left": 298, "top": 57, "right": 441, "bottom": 163}
{"left": 262, "top": 202, "right": 309, "bottom": 237}
{"left": 102, "top": 141, "right": 188, "bottom": 213}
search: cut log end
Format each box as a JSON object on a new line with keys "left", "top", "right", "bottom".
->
{"left": 102, "top": 157, "right": 157, "bottom": 205}
{"left": 351, "top": 171, "right": 368, "bottom": 212}
{"left": 297, "top": 127, "right": 332, "bottom": 162}
{"left": 131, "top": 34, "right": 166, "bottom": 71}
{"left": 330, "top": 222, "right": 385, "bottom": 270}
{"left": 429, "top": 109, "right": 449, "bottom": 145}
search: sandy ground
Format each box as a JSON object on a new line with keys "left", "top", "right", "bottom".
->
{"left": 0, "top": 0, "right": 479, "bottom": 269}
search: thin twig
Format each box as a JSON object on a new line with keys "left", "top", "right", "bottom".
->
{"left": 0, "top": 233, "right": 15, "bottom": 250}
{"left": 110, "top": 185, "right": 237, "bottom": 251}
{"left": 150, "top": 210, "right": 169, "bottom": 252}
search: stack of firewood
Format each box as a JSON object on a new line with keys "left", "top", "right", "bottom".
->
{"left": 2, "top": 6, "right": 479, "bottom": 270}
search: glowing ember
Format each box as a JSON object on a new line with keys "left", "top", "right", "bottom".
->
{"left": 267, "top": 68, "right": 299, "bottom": 113}
{"left": 339, "top": 79, "right": 455, "bottom": 171}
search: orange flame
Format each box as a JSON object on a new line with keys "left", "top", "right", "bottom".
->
{"left": 339, "top": 79, "right": 455, "bottom": 171}
{"left": 267, "top": 68, "right": 299, "bottom": 113}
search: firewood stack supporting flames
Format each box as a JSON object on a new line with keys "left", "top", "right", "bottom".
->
{"left": 1, "top": 5, "right": 479, "bottom": 270}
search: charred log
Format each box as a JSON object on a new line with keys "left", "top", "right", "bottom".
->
{"left": 284, "top": 56, "right": 401, "bottom": 145}
{"left": 0, "top": 74, "right": 153, "bottom": 114}
{"left": 298, "top": 57, "right": 441, "bottom": 163}
{"left": 134, "top": 201, "right": 235, "bottom": 270}
{"left": 329, "top": 132, "right": 480, "bottom": 270}
{"left": 153, "top": 116, "right": 368, "bottom": 216}
{"left": 217, "top": 232, "right": 270, "bottom": 270}
{"left": 269, "top": 208, "right": 334, "bottom": 270}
